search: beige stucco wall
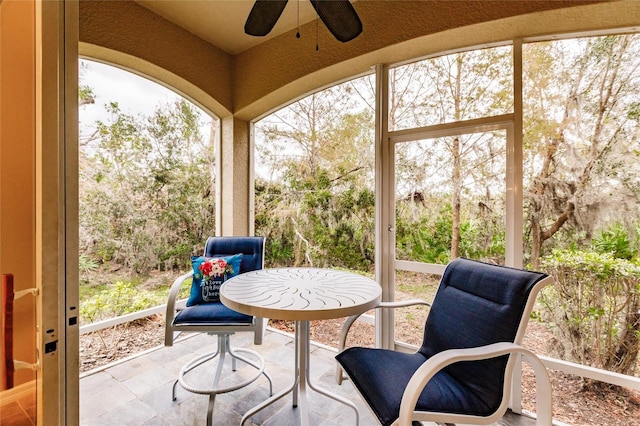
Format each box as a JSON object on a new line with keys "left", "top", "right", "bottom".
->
{"left": 79, "top": 0, "right": 234, "bottom": 119}
{"left": 235, "top": 0, "right": 638, "bottom": 120}
{"left": 233, "top": 0, "right": 599, "bottom": 118}
{"left": 0, "top": 0, "right": 37, "bottom": 388}
{"left": 77, "top": 0, "right": 639, "bottom": 122}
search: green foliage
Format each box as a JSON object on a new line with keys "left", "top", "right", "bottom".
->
{"left": 394, "top": 200, "right": 506, "bottom": 264}
{"left": 539, "top": 250, "right": 640, "bottom": 375}
{"left": 522, "top": 35, "right": 640, "bottom": 266}
{"left": 459, "top": 221, "right": 505, "bottom": 262}
{"left": 395, "top": 204, "right": 452, "bottom": 264}
{"left": 256, "top": 64, "right": 510, "bottom": 268}
{"left": 628, "top": 102, "right": 640, "bottom": 121}
{"left": 256, "top": 165, "right": 375, "bottom": 270}
{"left": 78, "top": 84, "right": 95, "bottom": 105}
{"left": 79, "top": 282, "right": 108, "bottom": 304}
{"left": 79, "top": 254, "right": 100, "bottom": 274}
{"left": 255, "top": 79, "right": 376, "bottom": 270}
{"left": 80, "top": 99, "right": 215, "bottom": 274}
{"left": 592, "top": 223, "right": 634, "bottom": 260}
{"left": 79, "top": 280, "right": 160, "bottom": 324}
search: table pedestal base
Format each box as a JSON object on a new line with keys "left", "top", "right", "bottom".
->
{"left": 241, "top": 321, "right": 359, "bottom": 426}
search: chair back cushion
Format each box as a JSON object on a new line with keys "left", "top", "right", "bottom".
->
{"left": 204, "top": 236, "right": 265, "bottom": 273}
{"left": 185, "top": 236, "right": 265, "bottom": 306}
{"left": 418, "top": 258, "right": 547, "bottom": 411}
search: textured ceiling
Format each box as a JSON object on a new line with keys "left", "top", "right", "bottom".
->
{"left": 136, "top": 0, "right": 326, "bottom": 55}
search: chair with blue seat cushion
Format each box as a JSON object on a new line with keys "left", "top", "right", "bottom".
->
{"left": 165, "top": 236, "right": 273, "bottom": 426}
{"left": 336, "top": 258, "right": 554, "bottom": 426}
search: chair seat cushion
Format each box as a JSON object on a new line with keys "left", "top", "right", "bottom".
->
{"left": 174, "top": 302, "right": 254, "bottom": 325}
{"left": 336, "top": 347, "right": 498, "bottom": 426}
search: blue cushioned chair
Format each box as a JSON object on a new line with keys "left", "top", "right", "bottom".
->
{"left": 165, "top": 236, "right": 273, "bottom": 426}
{"left": 336, "top": 258, "right": 553, "bottom": 426}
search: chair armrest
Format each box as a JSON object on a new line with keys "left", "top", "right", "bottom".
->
{"left": 398, "top": 342, "right": 552, "bottom": 426}
{"left": 164, "top": 271, "right": 192, "bottom": 346}
{"left": 338, "top": 299, "right": 431, "bottom": 352}
{"left": 336, "top": 299, "right": 431, "bottom": 384}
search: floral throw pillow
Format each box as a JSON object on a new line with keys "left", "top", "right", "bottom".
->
{"left": 186, "top": 253, "right": 243, "bottom": 306}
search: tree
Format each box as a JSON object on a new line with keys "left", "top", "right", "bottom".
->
{"left": 524, "top": 35, "right": 640, "bottom": 267}
{"left": 80, "top": 99, "right": 216, "bottom": 273}
{"left": 255, "top": 77, "right": 376, "bottom": 268}
{"left": 391, "top": 46, "right": 512, "bottom": 261}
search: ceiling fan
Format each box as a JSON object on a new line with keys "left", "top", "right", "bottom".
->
{"left": 244, "top": 0, "right": 363, "bottom": 43}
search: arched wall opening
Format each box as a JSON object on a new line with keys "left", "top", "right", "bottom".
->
{"left": 79, "top": 44, "right": 231, "bottom": 120}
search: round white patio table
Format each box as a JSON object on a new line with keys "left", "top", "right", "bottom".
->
{"left": 220, "top": 267, "right": 381, "bottom": 426}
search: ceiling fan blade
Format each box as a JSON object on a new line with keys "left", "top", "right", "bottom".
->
{"left": 310, "top": 0, "right": 362, "bottom": 43}
{"left": 245, "top": 0, "right": 289, "bottom": 37}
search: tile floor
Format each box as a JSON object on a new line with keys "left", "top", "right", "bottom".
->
{"left": 80, "top": 329, "right": 378, "bottom": 425}
{"left": 79, "top": 329, "right": 537, "bottom": 426}
{"left": 0, "top": 390, "right": 36, "bottom": 426}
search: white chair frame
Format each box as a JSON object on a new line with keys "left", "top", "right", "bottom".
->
{"left": 337, "top": 274, "right": 554, "bottom": 426}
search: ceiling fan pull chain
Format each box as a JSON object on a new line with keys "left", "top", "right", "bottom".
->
{"left": 316, "top": 14, "right": 319, "bottom": 51}
{"left": 296, "top": 0, "right": 301, "bottom": 39}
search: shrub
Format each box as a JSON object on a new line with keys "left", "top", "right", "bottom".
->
{"left": 592, "top": 223, "right": 634, "bottom": 260}
{"left": 80, "top": 280, "right": 159, "bottom": 324}
{"left": 539, "top": 250, "right": 640, "bottom": 376}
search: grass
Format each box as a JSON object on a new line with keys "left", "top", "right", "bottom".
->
{"left": 78, "top": 263, "right": 190, "bottom": 323}
{"left": 395, "top": 270, "right": 440, "bottom": 301}
{"left": 79, "top": 282, "right": 109, "bottom": 301}
{"left": 392, "top": 271, "right": 441, "bottom": 345}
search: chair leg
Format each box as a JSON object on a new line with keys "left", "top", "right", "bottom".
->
{"left": 207, "top": 394, "right": 217, "bottom": 426}
{"left": 172, "top": 379, "right": 178, "bottom": 402}
{"left": 227, "top": 335, "right": 274, "bottom": 396}
{"left": 201, "top": 333, "right": 230, "bottom": 424}
{"left": 172, "top": 345, "right": 221, "bottom": 401}
{"left": 212, "top": 334, "right": 228, "bottom": 386}
{"left": 175, "top": 332, "right": 269, "bottom": 425}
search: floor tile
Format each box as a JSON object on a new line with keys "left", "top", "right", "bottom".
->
{"left": 80, "top": 328, "right": 535, "bottom": 425}
{"left": 80, "top": 380, "right": 137, "bottom": 422}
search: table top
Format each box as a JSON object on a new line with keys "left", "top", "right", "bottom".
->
{"left": 220, "top": 267, "right": 381, "bottom": 321}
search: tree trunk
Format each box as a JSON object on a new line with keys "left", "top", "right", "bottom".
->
{"left": 609, "top": 297, "right": 640, "bottom": 375}
{"left": 530, "top": 217, "right": 542, "bottom": 268}
{"left": 451, "top": 136, "right": 461, "bottom": 260}
{"left": 450, "top": 58, "right": 463, "bottom": 260}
